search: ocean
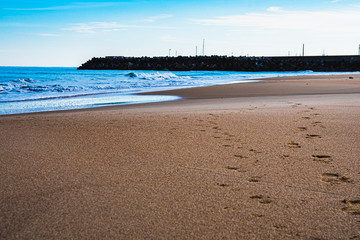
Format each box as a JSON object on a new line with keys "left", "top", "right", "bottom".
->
{"left": 0, "top": 67, "right": 353, "bottom": 115}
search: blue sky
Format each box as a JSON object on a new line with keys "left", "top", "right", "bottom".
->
{"left": 1, "top": 0, "right": 360, "bottom": 66}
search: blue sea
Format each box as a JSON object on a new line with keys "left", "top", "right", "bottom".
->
{"left": 0, "top": 67, "right": 354, "bottom": 115}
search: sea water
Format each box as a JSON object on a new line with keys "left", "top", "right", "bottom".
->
{"left": 0, "top": 67, "right": 353, "bottom": 115}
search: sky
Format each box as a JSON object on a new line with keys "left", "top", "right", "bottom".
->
{"left": 1, "top": 0, "right": 360, "bottom": 67}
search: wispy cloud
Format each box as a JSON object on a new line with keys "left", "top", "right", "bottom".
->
{"left": 192, "top": 8, "right": 360, "bottom": 33}
{"left": 159, "top": 35, "right": 177, "bottom": 42}
{"left": 63, "top": 22, "right": 138, "bottom": 33}
{"left": 38, "top": 33, "right": 60, "bottom": 37}
{"left": 63, "top": 21, "right": 178, "bottom": 33}
{"left": 4, "top": 2, "right": 128, "bottom": 11}
{"left": 144, "top": 14, "right": 173, "bottom": 22}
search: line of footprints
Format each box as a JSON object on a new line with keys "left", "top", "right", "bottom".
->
{"left": 291, "top": 104, "right": 359, "bottom": 216}
{"left": 194, "top": 106, "right": 359, "bottom": 216}
{"left": 196, "top": 112, "right": 275, "bottom": 209}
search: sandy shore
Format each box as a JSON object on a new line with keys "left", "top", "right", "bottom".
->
{"left": 1, "top": 74, "right": 360, "bottom": 239}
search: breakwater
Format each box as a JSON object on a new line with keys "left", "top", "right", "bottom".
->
{"left": 78, "top": 55, "right": 360, "bottom": 72}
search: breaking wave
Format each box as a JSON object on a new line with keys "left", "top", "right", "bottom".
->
{"left": 125, "top": 71, "right": 191, "bottom": 81}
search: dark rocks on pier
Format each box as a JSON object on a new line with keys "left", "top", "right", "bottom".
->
{"left": 78, "top": 55, "right": 360, "bottom": 72}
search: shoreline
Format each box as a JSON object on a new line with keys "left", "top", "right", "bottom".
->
{"left": 1, "top": 74, "right": 359, "bottom": 239}
{"left": 2, "top": 73, "right": 360, "bottom": 117}
{"left": 1, "top": 71, "right": 359, "bottom": 117}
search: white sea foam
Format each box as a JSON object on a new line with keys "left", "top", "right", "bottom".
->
{"left": 125, "top": 71, "right": 191, "bottom": 81}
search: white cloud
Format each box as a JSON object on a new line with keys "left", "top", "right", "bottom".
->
{"left": 192, "top": 8, "right": 360, "bottom": 33}
{"left": 267, "top": 6, "right": 282, "bottom": 12}
{"left": 331, "top": 0, "right": 340, "bottom": 3}
{"left": 63, "top": 22, "right": 137, "bottom": 33}
{"left": 38, "top": 33, "right": 60, "bottom": 37}
{"left": 4, "top": 2, "right": 128, "bottom": 11}
{"left": 144, "top": 14, "right": 173, "bottom": 22}
{"left": 62, "top": 21, "right": 178, "bottom": 33}
{"left": 159, "top": 35, "right": 177, "bottom": 42}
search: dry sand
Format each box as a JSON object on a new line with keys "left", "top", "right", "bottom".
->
{"left": 1, "top": 74, "right": 360, "bottom": 239}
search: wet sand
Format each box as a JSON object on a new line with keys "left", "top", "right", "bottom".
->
{"left": 1, "top": 74, "right": 360, "bottom": 239}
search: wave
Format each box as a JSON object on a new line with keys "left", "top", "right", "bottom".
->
{"left": 0, "top": 91, "right": 123, "bottom": 103}
{"left": 0, "top": 83, "right": 84, "bottom": 93}
{"left": 125, "top": 72, "right": 191, "bottom": 81}
{"left": 12, "top": 78, "right": 35, "bottom": 83}
{"left": 1, "top": 69, "right": 328, "bottom": 105}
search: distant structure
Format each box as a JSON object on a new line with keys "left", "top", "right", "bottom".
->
{"left": 202, "top": 39, "right": 205, "bottom": 56}
{"left": 169, "top": 49, "right": 171, "bottom": 57}
{"left": 358, "top": 44, "right": 360, "bottom": 55}
{"left": 79, "top": 55, "right": 360, "bottom": 72}
{"left": 302, "top": 44, "right": 305, "bottom": 56}
{"left": 196, "top": 46, "right": 198, "bottom": 56}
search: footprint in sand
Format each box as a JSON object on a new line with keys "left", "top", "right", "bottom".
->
{"left": 321, "top": 173, "right": 352, "bottom": 184}
{"left": 249, "top": 149, "right": 262, "bottom": 153}
{"left": 250, "top": 195, "right": 273, "bottom": 204}
{"left": 225, "top": 166, "right": 240, "bottom": 171}
{"left": 312, "top": 121, "right": 326, "bottom": 128}
{"left": 296, "top": 127, "right": 308, "bottom": 131}
{"left": 248, "top": 176, "right": 261, "bottom": 183}
{"left": 297, "top": 110, "right": 310, "bottom": 114}
{"left": 341, "top": 199, "right": 360, "bottom": 215}
{"left": 223, "top": 144, "right": 232, "bottom": 147}
{"left": 286, "top": 141, "right": 301, "bottom": 148}
{"left": 312, "top": 155, "right": 332, "bottom": 163}
{"left": 306, "top": 134, "right": 322, "bottom": 139}
{"left": 223, "top": 132, "right": 235, "bottom": 137}
{"left": 234, "top": 154, "right": 248, "bottom": 159}
{"left": 217, "top": 183, "right": 230, "bottom": 187}
{"left": 302, "top": 116, "right": 311, "bottom": 120}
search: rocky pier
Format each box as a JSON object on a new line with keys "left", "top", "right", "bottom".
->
{"left": 78, "top": 55, "right": 360, "bottom": 72}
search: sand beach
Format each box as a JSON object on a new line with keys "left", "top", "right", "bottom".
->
{"left": 1, "top": 74, "right": 360, "bottom": 239}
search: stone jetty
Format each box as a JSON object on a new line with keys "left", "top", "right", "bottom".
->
{"left": 78, "top": 55, "right": 360, "bottom": 72}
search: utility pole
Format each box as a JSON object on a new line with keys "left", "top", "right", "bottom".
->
{"left": 202, "top": 39, "right": 205, "bottom": 56}
{"left": 169, "top": 49, "right": 171, "bottom": 57}
{"left": 302, "top": 44, "right": 305, "bottom": 56}
{"left": 175, "top": 50, "right": 177, "bottom": 57}
{"left": 358, "top": 44, "right": 360, "bottom": 55}
{"left": 196, "top": 46, "right": 197, "bottom": 56}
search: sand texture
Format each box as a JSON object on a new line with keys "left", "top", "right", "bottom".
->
{"left": 1, "top": 74, "right": 360, "bottom": 239}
